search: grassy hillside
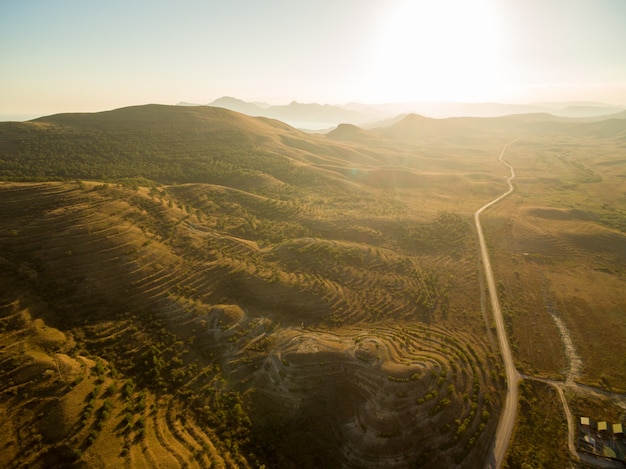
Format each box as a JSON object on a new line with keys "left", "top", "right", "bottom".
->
{"left": 0, "top": 180, "right": 501, "bottom": 468}
{"left": 0, "top": 105, "right": 625, "bottom": 467}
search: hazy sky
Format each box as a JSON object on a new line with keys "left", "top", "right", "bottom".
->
{"left": 2, "top": 0, "right": 626, "bottom": 119}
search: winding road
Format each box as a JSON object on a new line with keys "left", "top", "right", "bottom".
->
{"left": 475, "top": 140, "right": 521, "bottom": 469}
{"left": 475, "top": 141, "right": 626, "bottom": 468}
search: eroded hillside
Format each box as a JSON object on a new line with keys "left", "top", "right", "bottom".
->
{"left": 0, "top": 179, "right": 502, "bottom": 468}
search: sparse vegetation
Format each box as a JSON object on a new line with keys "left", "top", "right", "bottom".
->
{"left": 505, "top": 380, "right": 569, "bottom": 469}
{"left": 0, "top": 105, "right": 624, "bottom": 467}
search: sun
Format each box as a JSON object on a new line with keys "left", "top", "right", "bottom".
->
{"left": 364, "top": 0, "right": 507, "bottom": 102}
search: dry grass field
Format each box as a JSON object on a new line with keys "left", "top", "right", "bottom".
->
{"left": 482, "top": 135, "right": 626, "bottom": 390}
{"left": 0, "top": 105, "right": 624, "bottom": 467}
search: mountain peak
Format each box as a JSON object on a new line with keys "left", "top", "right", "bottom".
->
{"left": 326, "top": 123, "right": 372, "bottom": 142}
{"left": 207, "top": 97, "right": 264, "bottom": 115}
{"left": 211, "top": 96, "right": 248, "bottom": 105}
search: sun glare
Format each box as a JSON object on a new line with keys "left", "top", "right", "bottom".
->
{"left": 365, "top": 0, "right": 506, "bottom": 102}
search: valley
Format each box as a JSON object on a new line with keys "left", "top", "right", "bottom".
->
{"left": 0, "top": 105, "right": 625, "bottom": 467}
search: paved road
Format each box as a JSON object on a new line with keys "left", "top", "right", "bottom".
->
{"left": 475, "top": 141, "right": 521, "bottom": 469}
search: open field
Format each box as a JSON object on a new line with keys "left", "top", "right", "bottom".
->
{"left": 0, "top": 105, "right": 625, "bottom": 467}
{"left": 482, "top": 136, "right": 626, "bottom": 390}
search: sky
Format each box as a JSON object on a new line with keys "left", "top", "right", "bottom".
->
{"left": 2, "top": 0, "right": 626, "bottom": 120}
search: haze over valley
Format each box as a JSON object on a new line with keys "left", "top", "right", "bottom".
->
{"left": 185, "top": 96, "right": 626, "bottom": 130}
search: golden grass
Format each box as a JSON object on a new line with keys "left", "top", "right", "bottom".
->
{"left": 483, "top": 138, "right": 626, "bottom": 390}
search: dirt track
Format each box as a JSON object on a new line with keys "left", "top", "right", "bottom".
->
{"left": 475, "top": 140, "right": 521, "bottom": 469}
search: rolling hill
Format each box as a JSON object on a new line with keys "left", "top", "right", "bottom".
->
{"left": 1, "top": 104, "right": 625, "bottom": 468}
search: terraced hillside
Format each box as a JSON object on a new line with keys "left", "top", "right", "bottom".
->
{"left": 1, "top": 105, "right": 625, "bottom": 467}
{"left": 0, "top": 179, "right": 502, "bottom": 468}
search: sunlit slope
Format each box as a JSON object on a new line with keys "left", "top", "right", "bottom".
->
{"left": 12, "top": 105, "right": 618, "bottom": 212}
{"left": 0, "top": 105, "right": 517, "bottom": 210}
{"left": 0, "top": 180, "right": 486, "bottom": 335}
{"left": 454, "top": 112, "right": 626, "bottom": 139}
{"left": 0, "top": 104, "right": 394, "bottom": 186}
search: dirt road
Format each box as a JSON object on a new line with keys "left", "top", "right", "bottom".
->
{"left": 475, "top": 141, "right": 521, "bottom": 469}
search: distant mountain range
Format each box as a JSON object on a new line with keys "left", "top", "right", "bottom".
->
{"left": 178, "top": 97, "right": 378, "bottom": 130}
{"left": 177, "top": 97, "right": 626, "bottom": 130}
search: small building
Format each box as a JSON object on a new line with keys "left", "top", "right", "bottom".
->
{"left": 581, "top": 417, "right": 590, "bottom": 426}
{"left": 598, "top": 421, "right": 608, "bottom": 432}
{"left": 603, "top": 446, "right": 617, "bottom": 459}
{"left": 613, "top": 423, "right": 623, "bottom": 434}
